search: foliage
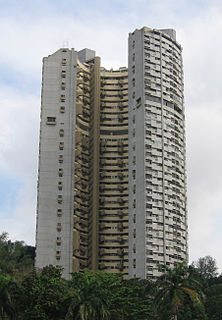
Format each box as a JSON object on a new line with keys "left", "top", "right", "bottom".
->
{"left": 66, "top": 270, "right": 111, "bottom": 320}
{"left": 151, "top": 262, "right": 205, "bottom": 320}
{"left": 0, "top": 270, "right": 18, "bottom": 320}
{"left": 17, "top": 265, "right": 68, "bottom": 320}
{"left": 1, "top": 233, "right": 222, "bottom": 320}
{"left": 0, "top": 232, "right": 35, "bottom": 279}
{"left": 205, "top": 284, "right": 222, "bottom": 320}
{"left": 66, "top": 270, "right": 154, "bottom": 320}
{"left": 192, "top": 255, "right": 219, "bottom": 281}
{"left": 178, "top": 293, "right": 208, "bottom": 320}
{"left": 108, "top": 277, "right": 154, "bottom": 320}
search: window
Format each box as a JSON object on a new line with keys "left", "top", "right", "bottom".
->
{"left": 58, "top": 168, "right": 63, "bottom": 177}
{"left": 57, "top": 223, "right": 62, "bottom": 231}
{"left": 58, "top": 182, "right": 62, "bottom": 190}
{"left": 58, "top": 155, "right": 63, "bottom": 163}
{"left": 57, "top": 195, "right": 62, "bottom": 204}
{"left": 62, "top": 58, "right": 67, "bottom": 66}
{"left": 60, "top": 94, "right": 65, "bottom": 102}
{"left": 59, "top": 142, "right": 64, "bottom": 150}
{"left": 136, "top": 97, "right": 141, "bottom": 108}
{"left": 61, "top": 70, "right": 66, "bottom": 78}
{"left": 60, "top": 106, "right": 65, "bottom": 113}
{"left": 46, "top": 117, "right": 56, "bottom": 125}
{"left": 59, "top": 129, "right": 64, "bottom": 137}
{"left": 57, "top": 209, "right": 62, "bottom": 216}
{"left": 56, "top": 237, "right": 61, "bottom": 245}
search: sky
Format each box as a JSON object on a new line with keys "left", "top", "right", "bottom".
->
{"left": 1, "top": 0, "right": 222, "bottom": 272}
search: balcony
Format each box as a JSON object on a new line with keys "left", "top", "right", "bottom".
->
{"left": 117, "top": 263, "right": 124, "bottom": 271}
{"left": 118, "top": 198, "right": 124, "bottom": 205}
{"left": 100, "top": 223, "right": 106, "bottom": 230}
{"left": 99, "top": 249, "right": 105, "bottom": 257}
{"left": 100, "top": 236, "right": 105, "bottom": 243}
{"left": 118, "top": 210, "right": 124, "bottom": 219}
{"left": 117, "top": 159, "right": 124, "bottom": 168}
{"left": 117, "top": 236, "right": 124, "bottom": 244}
{"left": 100, "top": 197, "right": 105, "bottom": 204}
{"left": 100, "top": 210, "right": 106, "bottom": 217}
{"left": 100, "top": 172, "right": 105, "bottom": 179}
{"left": 117, "top": 249, "right": 124, "bottom": 257}
{"left": 118, "top": 173, "right": 124, "bottom": 180}
{"left": 118, "top": 114, "right": 124, "bottom": 122}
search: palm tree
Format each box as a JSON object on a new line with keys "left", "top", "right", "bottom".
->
{"left": 152, "top": 262, "right": 204, "bottom": 320}
{"left": 65, "top": 270, "right": 110, "bottom": 320}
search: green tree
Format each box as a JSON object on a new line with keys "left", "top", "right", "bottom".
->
{"left": 178, "top": 293, "right": 208, "bottom": 320}
{"left": 152, "top": 263, "right": 204, "bottom": 320}
{"left": 205, "top": 283, "right": 222, "bottom": 320}
{"left": 192, "top": 256, "right": 218, "bottom": 281}
{"left": 65, "top": 270, "right": 110, "bottom": 320}
{"left": 18, "top": 265, "right": 68, "bottom": 320}
{"left": 66, "top": 270, "right": 154, "bottom": 320}
{"left": 0, "top": 270, "right": 17, "bottom": 320}
{"left": 108, "top": 277, "right": 154, "bottom": 320}
{"left": 0, "top": 232, "right": 35, "bottom": 279}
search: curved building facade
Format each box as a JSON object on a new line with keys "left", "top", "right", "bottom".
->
{"left": 36, "top": 26, "right": 187, "bottom": 280}
{"left": 36, "top": 48, "right": 129, "bottom": 278}
{"left": 128, "top": 27, "right": 187, "bottom": 279}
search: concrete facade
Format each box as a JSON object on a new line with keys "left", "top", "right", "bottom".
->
{"left": 36, "top": 48, "right": 129, "bottom": 279}
{"left": 36, "top": 26, "right": 187, "bottom": 280}
{"left": 128, "top": 27, "right": 187, "bottom": 279}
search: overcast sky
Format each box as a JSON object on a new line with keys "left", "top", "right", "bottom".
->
{"left": 1, "top": 0, "right": 222, "bottom": 272}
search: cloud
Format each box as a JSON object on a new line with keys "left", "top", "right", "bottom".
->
{"left": 0, "top": 85, "right": 39, "bottom": 245}
{"left": 0, "top": 179, "right": 36, "bottom": 245}
{"left": 177, "top": 6, "right": 222, "bottom": 271}
{"left": 0, "top": 0, "right": 222, "bottom": 272}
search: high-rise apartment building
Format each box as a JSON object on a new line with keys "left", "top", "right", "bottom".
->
{"left": 36, "top": 48, "right": 129, "bottom": 279}
{"left": 36, "top": 27, "right": 187, "bottom": 280}
{"left": 128, "top": 27, "right": 187, "bottom": 279}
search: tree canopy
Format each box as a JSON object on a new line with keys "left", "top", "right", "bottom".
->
{"left": 0, "top": 232, "right": 35, "bottom": 279}
{"left": 1, "top": 233, "right": 222, "bottom": 320}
